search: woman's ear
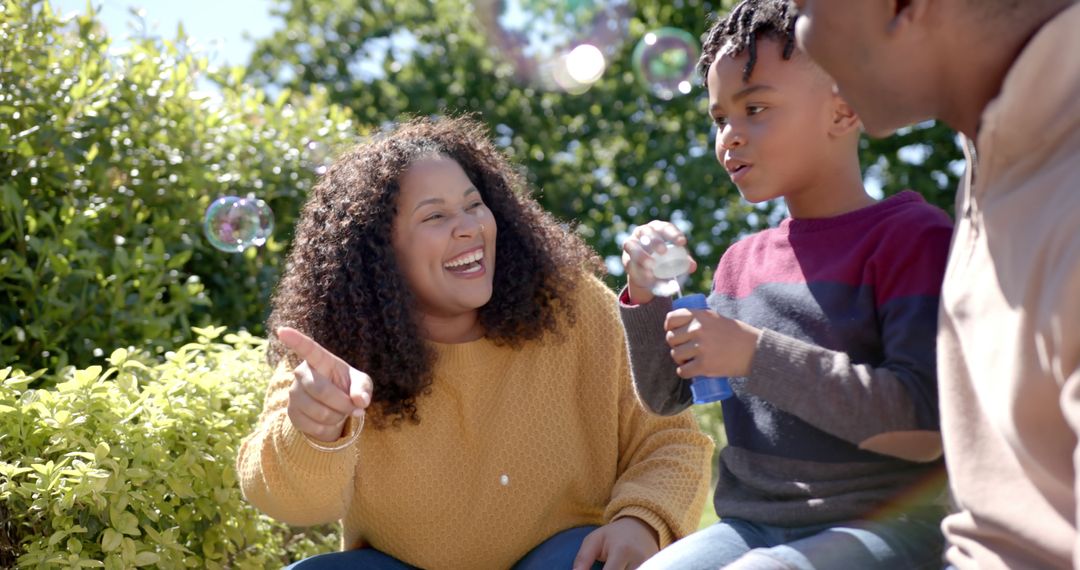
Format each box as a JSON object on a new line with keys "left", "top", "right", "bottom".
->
{"left": 829, "top": 87, "right": 862, "bottom": 138}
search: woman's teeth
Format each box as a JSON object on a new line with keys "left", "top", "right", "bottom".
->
{"left": 444, "top": 250, "right": 483, "bottom": 270}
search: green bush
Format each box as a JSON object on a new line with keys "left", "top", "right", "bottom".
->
{"left": 0, "top": 328, "right": 338, "bottom": 568}
{"left": 0, "top": 0, "right": 357, "bottom": 373}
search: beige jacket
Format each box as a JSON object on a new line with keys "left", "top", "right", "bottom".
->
{"left": 939, "top": 3, "right": 1080, "bottom": 569}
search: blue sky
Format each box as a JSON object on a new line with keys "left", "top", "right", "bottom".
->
{"left": 52, "top": 0, "right": 278, "bottom": 68}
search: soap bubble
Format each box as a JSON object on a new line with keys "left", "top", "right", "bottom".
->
{"left": 203, "top": 196, "right": 274, "bottom": 253}
{"left": 475, "top": 0, "right": 632, "bottom": 93}
{"left": 650, "top": 243, "right": 691, "bottom": 297}
{"left": 633, "top": 28, "right": 699, "bottom": 100}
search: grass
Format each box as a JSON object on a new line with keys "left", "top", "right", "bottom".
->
{"left": 698, "top": 487, "right": 720, "bottom": 530}
{"left": 691, "top": 402, "right": 726, "bottom": 530}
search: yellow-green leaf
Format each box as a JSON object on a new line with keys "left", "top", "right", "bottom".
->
{"left": 109, "top": 348, "right": 129, "bottom": 366}
{"left": 115, "top": 512, "right": 140, "bottom": 536}
{"left": 101, "top": 529, "right": 122, "bottom": 552}
{"left": 133, "top": 552, "right": 160, "bottom": 567}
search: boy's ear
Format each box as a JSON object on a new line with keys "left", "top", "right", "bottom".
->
{"left": 829, "top": 89, "right": 862, "bottom": 137}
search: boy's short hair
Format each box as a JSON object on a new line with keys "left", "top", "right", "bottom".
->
{"left": 698, "top": 0, "right": 799, "bottom": 81}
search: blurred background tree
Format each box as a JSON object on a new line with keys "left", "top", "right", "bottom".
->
{"left": 244, "top": 0, "right": 964, "bottom": 293}
{"left": 1, "top": 0, "right": 964, "bottom": 373}
{"left": 0, "top": 0, "right": 355, "bottom": 372}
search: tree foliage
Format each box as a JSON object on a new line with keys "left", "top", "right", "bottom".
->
{"left": 0, "top": 330, "right": 337, "bottom": 568}
{"left": 0, "top": 0, "right": 356, "bottom": 372}
{"left": 245, "top": 0, "right": 963, "bottom": 292}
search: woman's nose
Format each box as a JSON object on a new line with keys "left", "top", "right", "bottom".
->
{"left": 453, "top": 213, "right": 483, "bottom": 238}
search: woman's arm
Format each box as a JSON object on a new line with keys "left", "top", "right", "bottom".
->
{"left": 235, "top": 361, "right": 362, "bottom": 526}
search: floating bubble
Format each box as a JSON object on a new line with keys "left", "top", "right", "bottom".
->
{"left": 203, "top": 196, "right": 274, "bottom": 253}
{"left": 633, "top": 28, "right": 700, "bottom": 100}
{"left": 305, "top": 140, "right": 332, "bottom": 176}
{"left": 474, "top": 0, "right": 631, "bottom": 93}
{"left": 650, "top": 243, "right": 691, "bottom": 297}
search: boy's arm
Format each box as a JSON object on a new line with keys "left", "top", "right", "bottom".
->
{"left": 745, "top": 318, "right": 941, "bottom": 462}
{"left": 738, "top": 224, "right": 951, "bottom": 463}
{"left": 618, "top": 288, "right": 694, "bottom": 416}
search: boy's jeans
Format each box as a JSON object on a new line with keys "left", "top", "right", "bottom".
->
{"left": 640, "top": 509, "right": 944, "bottom": 570}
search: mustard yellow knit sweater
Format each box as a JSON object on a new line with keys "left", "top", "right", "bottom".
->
{"left": 236, "top": 275, "right": 713, "bottom": 569}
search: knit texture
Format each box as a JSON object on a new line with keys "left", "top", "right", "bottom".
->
{"left": 621, "top": 192, "right": 954, "bottom": 527}
{"left": 236, "top": 275, "right": 714, "bottom": 569}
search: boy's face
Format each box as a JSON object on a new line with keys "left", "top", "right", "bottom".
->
{"left": 790, "top": 0, "right": 934, "bottom": 136}
{"left": 707, "top": 37, "right": 842, "bottom": 203}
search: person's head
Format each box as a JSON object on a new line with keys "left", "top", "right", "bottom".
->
{"left": 268, "top": 116, "right": 601, "bottom": 427}
{"left": 699, "top": 0, "right": 861, "bottom": 205}
{"left": 789, "top": 0, "right": 1074, "bottom": 137}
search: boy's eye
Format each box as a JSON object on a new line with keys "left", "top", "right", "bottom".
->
{"left": 713, "top": 116, "right": 728, "bottom": 127}
{"left": 747, "top": 105, "right": 765, "bottom": 116}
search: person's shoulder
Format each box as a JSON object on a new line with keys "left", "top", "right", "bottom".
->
{"left": 558, "top": 272, "right": 620, "bottom": 332}
{"left": 715, "top": 224, "right": 778, "bottom": 255}
{"left": 571, "top": 272, "right": 618, "bottom": 309}
{"left": 885, "top": 191, "right": 953, "bottom": 231}
{"left": 864, "top": 192, "right": 953, "bottom": 259}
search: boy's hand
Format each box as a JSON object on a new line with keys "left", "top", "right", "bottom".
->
{"left": 572, "top": 517, "right": 659, "bottom": 570}
{"left": 621, "top": 221, "right": 698, "bottom": 305}
{"left": 278, "top": 327, "right": 372, "bottom": 443}
{"left": 664, "top": 309, "right": 761, "bottom": 378}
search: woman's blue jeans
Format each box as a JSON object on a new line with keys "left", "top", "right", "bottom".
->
{"left": 283, "top": 525, "right": 603, "bottom": 569}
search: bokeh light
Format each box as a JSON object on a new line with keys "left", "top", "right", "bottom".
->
{"left": 203, "top": 196, "right": 275, "bottom": 253}
{"left": 632, "top": 27, "right": 700, "bottom": 100}
{"left": 565, "top": 43, "right": 605, "bottom": 84}
{"left": 474, "top": 0, "right": 631, "bottom": 93}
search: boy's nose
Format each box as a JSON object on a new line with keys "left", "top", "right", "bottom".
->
{"left": 719, "top": 125, "right": 745, "bottom": 149}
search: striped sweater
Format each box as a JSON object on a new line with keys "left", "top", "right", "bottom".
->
{"left": 620, "top": 191, "right": 953, "bottom": 525}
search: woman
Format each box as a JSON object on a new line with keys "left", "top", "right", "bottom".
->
{"left": 236, "top": 116, "right": 713, "bottom": 570}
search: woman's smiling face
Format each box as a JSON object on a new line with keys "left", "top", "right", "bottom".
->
{"left": 392, "top": 155, "right": 497, "bottom": 323}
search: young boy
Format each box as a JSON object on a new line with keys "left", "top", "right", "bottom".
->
{"left": 790, "top": 1, "right": 1080, "bottom": 567}
{"left": 618, "top": 1, "right": 954, "bottom": 568}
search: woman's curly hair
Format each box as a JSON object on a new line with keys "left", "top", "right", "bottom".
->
{"left": 267, "top": 115, "right": 603, "bottom": 428}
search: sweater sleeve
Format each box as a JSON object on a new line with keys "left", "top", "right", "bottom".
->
{"left": 739, "top": 220, "right": 951, "bottom": 463}
{"left": 617, "top": 288, "right": 694, "bottom": 416}
{"left": 590, "top": 282, "right": 714, "bottom": 547}
{"left": 1050, "top": 236, "right": 1080, "bottom": 569}
{"left": 235, "top": 360, "right": 361, "bottom": 526}
{"left": 1067, "top": 363, "right": 1080, "bottom": 569}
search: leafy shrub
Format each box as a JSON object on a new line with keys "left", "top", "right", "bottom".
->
{"left": 0, "top": 0, "right": 357, "bottom": 373}
{"left": 0, "top": 328, "right": 338, "bottom": 568}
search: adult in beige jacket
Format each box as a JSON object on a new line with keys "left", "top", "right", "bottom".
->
{"left": 786, "top": 0, "right": 1080, "bottom": 568}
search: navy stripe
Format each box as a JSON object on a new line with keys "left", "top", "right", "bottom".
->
{"left": 710, "top": 282, "right": 941, "bottom": 462}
